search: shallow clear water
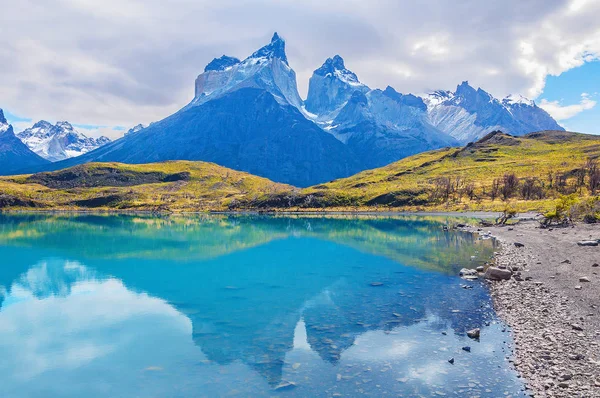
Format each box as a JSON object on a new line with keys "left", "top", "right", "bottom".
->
{"left": 0, "top": 214, "right": 524, "bottom": 397}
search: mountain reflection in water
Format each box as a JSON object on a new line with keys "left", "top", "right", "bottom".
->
{"left": 0, "top": 214, "right": 523, "bottom": 397}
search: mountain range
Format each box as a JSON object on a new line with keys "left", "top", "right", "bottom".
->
{"left": 1, "top": 33, "right": 563, "bottom": 184}
{"left": 16, "top": 121, "right": 111, "bottom": 162}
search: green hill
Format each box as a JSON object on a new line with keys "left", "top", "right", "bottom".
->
{"left": 1, "top": 130, "right": 599, "bottom": 213}
{"left": 242, "top": 130, "right": 600, "bottom": 213}
{"left": 0, "top": 161, "right": 291, "bottom": 211}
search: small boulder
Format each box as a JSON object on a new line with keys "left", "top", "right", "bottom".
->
{"left": 462, "top": 346, "right": 471, "bottom": 352}
{"left": 448, "top": 357, "right": 454, "bottom": 364}
{"left": 476, "top": 266, "right": 485, "bottom": 273}
{"left": 485, "top": 267, "right": 512, "bottom": 281}
{"left": 579, "top": 276, "right": 590, "bottom": 282}
{"left": 514, "top": 242, "right": 525, "bottom": 248}
{"left": 274, "top": 381, "right": 297, "bottom": 391}
{"left": 466, "top": 328, "right": 480, "bottom": 339}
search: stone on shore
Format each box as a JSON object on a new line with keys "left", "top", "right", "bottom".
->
{"left": 485, "top": 267, "right": 512, "bottom": 281}
{"left": 577, "top": 240, "right": 599, "bottom": 247}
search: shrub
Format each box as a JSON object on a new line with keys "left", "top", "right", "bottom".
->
{"left": 541, "top": 194, "right": 579, "bottom": 227}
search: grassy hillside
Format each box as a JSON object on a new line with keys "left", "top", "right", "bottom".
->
{"left": 242, "top": 130, "right": 600, "bottom": 213}
{"left": 0, "top": 130, "right": 599, "bottom": 214}
{"left": 0, "top": 161, "right": 290, "bottom": 211}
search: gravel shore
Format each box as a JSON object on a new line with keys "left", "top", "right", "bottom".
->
{"left": 474, "top": 220, "right": 600, "bottom": 397}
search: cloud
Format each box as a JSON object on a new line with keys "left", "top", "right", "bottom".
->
{"left": 0, "top": 0, "right": 598, "bottom": 131}
{"left": 539, "top": 93, "right": 597, "bottom": 120}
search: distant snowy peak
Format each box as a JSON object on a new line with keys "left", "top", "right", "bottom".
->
{"left": 125, "top": 124, "right": 146, "bottom": 136}
{"left": 0, "top": 108, "right": 8, "bottom": 134}
{"left": 192, "top": 32, "right": 302, "bottom": 110}
{"left": 305, "top": 55, "right": 368, "bottom": 117}
{"left": 502, "top": 94, "right": 535, "bottom": 107}
{"left": 248, "top": 32, "right": 288, "bottom": 65}
{"left": 17, "top": 121, "right": 111, "bottom": 162}
{"left": 314, "top": 55, "right": 363, "bottom": 87}
{"left": 425, "top": 81, "right": 563, "bottom": 143}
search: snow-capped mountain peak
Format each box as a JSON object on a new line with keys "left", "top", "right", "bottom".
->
{"left": 17, "top": 121, "right": 111, "bottom": 162}
{"left": 314, "top": 55, "right": 363, "bottom": 87}
{"left": 125, "top": 124, "right": 146, "bottom": 136}
{"left": 248, "top": 32, "right": 288, "bottom": 65}
{"left": 0, "top": 108, "right": 8, "bottom": 134}
{"left": 502, "top": 94, "right": 535, "bottom": 107}
{"left": 305, "top": 55, "right": 369, "bottom": 117}
{"left": 191, "top": 32, "right": 303, "bottom": 110}
{"left": 425, "top": 81, "right": 563, "bottom": 143}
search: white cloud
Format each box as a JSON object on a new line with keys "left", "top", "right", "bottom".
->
{"left": 539, "top": 93, "right": 597, "bottom": 121}
{"left": 0, "top": 0, "right": 598, "bottom": 129}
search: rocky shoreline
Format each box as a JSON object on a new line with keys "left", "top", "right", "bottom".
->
{"left": 467, "top": 220, "right": 600, "bottom": 397}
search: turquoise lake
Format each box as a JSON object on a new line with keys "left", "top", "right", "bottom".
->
{"left": 0, "top": 214, "right": 525, "bottom": 397}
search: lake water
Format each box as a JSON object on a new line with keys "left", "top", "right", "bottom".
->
{"left": 0, "top": 214, "right": 524, "bottom": 397}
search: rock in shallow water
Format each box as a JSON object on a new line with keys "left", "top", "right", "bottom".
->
{"left": 467, "top": 328, "right": 480, "bottom": 339}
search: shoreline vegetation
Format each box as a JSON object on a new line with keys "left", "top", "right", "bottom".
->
{"left": 0, "top": 130, "right": 599, "bottom": 224}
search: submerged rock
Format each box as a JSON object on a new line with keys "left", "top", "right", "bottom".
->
{"left": 459, "top": 268, "right": 478, "bottom": 276}
{"left": 467, "top": 328, "right": 480, "bottom": 339}
{"left": 274, "top": 381, "right": 297, "bottom": 391}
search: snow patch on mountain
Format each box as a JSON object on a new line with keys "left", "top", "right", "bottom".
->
{"left": 17, "top": 121, "right": 111, "bottom": 162}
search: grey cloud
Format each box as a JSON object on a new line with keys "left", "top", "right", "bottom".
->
{"left": 0, "top": 0, "right": 598, "bottom": 133}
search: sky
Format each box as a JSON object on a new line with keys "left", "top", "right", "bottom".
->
{"left": 0, "top": 0, "right": 598, "bottom": 139}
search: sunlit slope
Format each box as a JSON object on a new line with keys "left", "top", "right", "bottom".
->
{"left": 0, "top": 161, "right": 291, "bottom": 211}
{"left": 1, "top": 130, "right": 598, "bottom": 212}
{"left": 248, "top": 130, "right": 600, "bottom": 212}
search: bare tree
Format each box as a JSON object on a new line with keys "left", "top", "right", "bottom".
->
{"left": 501, "top": 173, "right": 519, "bottom": 200}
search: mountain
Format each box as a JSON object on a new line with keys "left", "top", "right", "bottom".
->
{"left": 20, "top": 34, "right": 563, "bottom": 185}
{"left": 26, "top": 34, "right": 359, "bottom": 187}
{"left": 0, "top": 109, "right": 50, "bottom": 175}
{"left": 305, "top": 56, "right": 458, "bottom": 169}
{"left": 17, "top": 121, "right": 111, "bottom": 162}
{"left": 35, "top": 88, "right": 359, "bottom": 187}
{"left": 425, "top": 82, "right": 563, "bottom": 143}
